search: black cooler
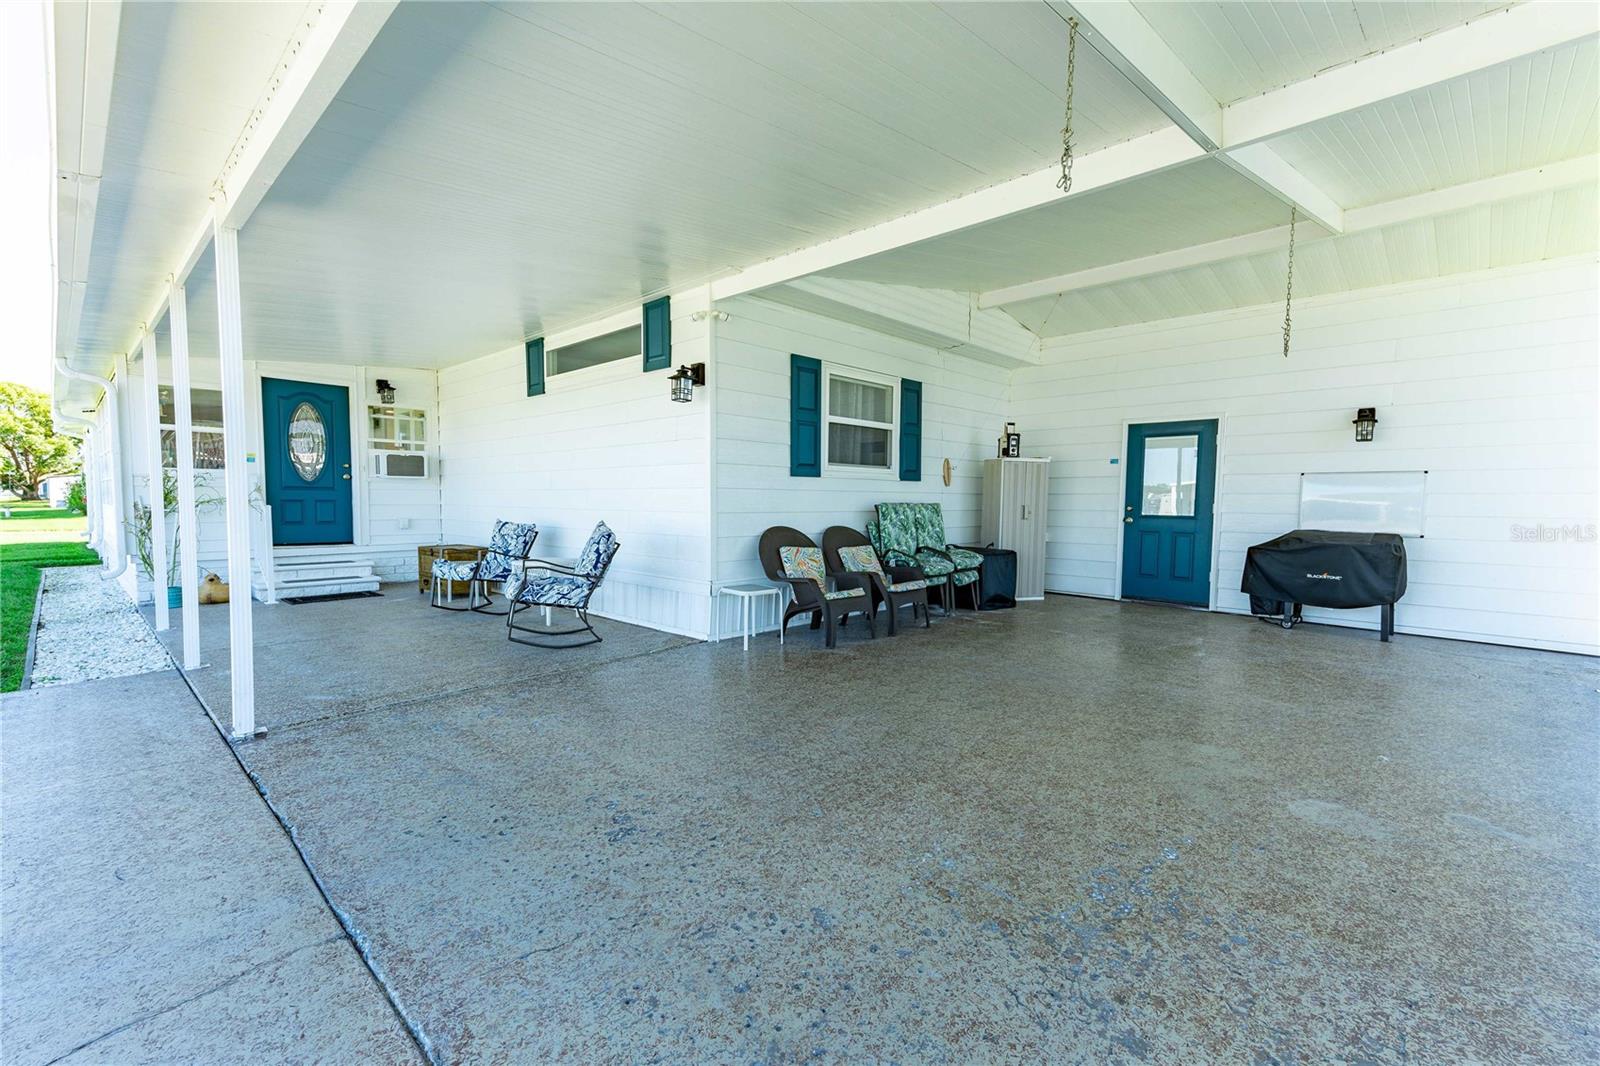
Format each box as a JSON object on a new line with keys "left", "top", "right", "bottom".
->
{"left": 1241, "top": 529, "right": 1407, "bottom": 641}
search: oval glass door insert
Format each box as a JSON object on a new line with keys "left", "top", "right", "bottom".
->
{"left": 288, "top": 402, "right": 327, "bottom": 481}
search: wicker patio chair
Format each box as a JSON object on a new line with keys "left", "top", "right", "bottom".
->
{"left": 758, "top": 526, "right": 874, "bottom": 648}
{"left": 822, "top": 525, "right": 930, "bottom": 635}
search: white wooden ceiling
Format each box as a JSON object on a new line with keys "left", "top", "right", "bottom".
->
{"left": 222, "top": 0, "right": 1170, "bottom": 367}
{"left": 815, "top": 32, "right": 1598, "bottom": 338}
{"left": 1002, "top": 181, "right": 1598, "bottom": 336}
{"left": 64, "top": 0, "right": 1600, "bottom": 376}
{"left": 1264, "top": 35, "right": 1598, "bottom": 207}
{"left": 73, "top": 1, "right": 312, "bottom": 360}
{"left": 1128, "top": 0, "right": 1513, "bottom": 104}
{"left": 820, "top": 158, "right": 1289, "bottom": 291}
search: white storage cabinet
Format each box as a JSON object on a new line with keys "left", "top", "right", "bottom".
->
{"left": 979, "top": 457, "right": 1050, "bottom": 600}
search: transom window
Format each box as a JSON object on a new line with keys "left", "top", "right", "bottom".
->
{"left": 158, "top": 386, "right": 225, "bottom": 469}
{"left": 547, "top": 325, "right": 640, "bottom": 377}
{"left": 824, "top": 368, "right": 897, "bottom": 473}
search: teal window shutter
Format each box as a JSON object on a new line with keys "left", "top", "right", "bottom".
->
{"left": 642, "top": 296, "right": 671, "bottom": 372}
{"left": 790, "top": 354, "right": 822, "bottom": 478}
{"left": 525, "top": 338, "right": 545, "bottom": 396}
{"left": 899, "top": 378, "right": 922, "bottom": 481}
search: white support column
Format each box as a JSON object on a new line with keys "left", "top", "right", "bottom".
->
{"left": 168, "top": 278, "right": 202, "bottom": 669}
{"left": 212, "top": 215, "right": 256, "bottom": 738}
{"left": 139, "top": 330, "right": 169, "bottom": 630}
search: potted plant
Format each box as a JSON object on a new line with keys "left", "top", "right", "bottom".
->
{"left": 127, "top": 469, "right": 228, "bottom": 606}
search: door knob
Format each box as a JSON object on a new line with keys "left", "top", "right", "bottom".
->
{"left": 1124, "top": 516, "right": 1133, "bottom": 523}
{"left": 342, "top": 474, "right": 352, "bottom": 480}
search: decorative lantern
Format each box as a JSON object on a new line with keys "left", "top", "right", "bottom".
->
{"left": 1353, "top": 407, "right": 1378, "bottom": 443}
{"left": 375, "top": 378, "right": 396, "bottom": 404}
{"left": 669, "top": 363, "right": 706, "bottom": 403}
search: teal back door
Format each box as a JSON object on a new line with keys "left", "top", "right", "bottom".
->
{"left": 262, "top": 377, "right": 353, "bottom": 545}
{"left": 1121, "top": 420, "right": 1217, "bottom": 606}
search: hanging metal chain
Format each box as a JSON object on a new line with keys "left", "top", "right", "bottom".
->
{"left": 1057, "top": 17, "right": 1079, "bottom": 193}
{"left": 1281, "top": 206, "right": 1297, "bottom": 358}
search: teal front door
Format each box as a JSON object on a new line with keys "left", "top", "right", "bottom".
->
{"left": 1121, "top": 420, "right": 1217, "bottom": 606}
{"left": 262, "top": 378, "right": 354, "bottom": 545}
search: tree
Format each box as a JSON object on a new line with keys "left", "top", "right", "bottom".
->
{"left": 0, "top": 382, "right": 79, "bottom": 500}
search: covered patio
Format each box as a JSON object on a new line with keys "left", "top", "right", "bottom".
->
{"left": 28, "top": 0, "right": 1600, "bottom": 1060}
{"left": 37, "top": 589, "right": 1600, "bottom": 1060}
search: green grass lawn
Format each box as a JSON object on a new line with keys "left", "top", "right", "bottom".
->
{"left": 1, "top": 502, "right": 99, "bottom": 691}
{"left": 0, "top": 499, "right": 90, "bottom": 542}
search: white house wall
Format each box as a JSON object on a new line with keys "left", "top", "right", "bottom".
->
{"left": 712, "top": 295, "right": 1010, "bottom": 636}
{"left": 118, "top": 355, "right": 443, "bottom": 594}
{"left": 1010, "top": 255, "right": 1600, "bottom": 655}
{"left": 436, "top": 320, "right": 713, "bottom": 639}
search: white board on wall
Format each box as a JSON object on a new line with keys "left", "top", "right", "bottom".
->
{"left": 1299, "top": 470, "right": 1427, "bottom": 536}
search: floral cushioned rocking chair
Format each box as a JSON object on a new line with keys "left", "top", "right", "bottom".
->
{"left": 505, "top": 520, "right": 619, "bottom": 648}
{"left": 430, "top": 519, "right": 539, "bottom": 614}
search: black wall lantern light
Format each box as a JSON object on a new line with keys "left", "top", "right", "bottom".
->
{"left": 375, "top": 378, "right": 397, "bottom": 404}
{"left": 1353, "top": 407, "right": 1378, "bottom": 442}
{"left": 669, "top": 362, "right": 706, "bottom": 403}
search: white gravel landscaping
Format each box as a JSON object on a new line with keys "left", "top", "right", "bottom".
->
{"left": 27, "top": 567, "right": 173, "bottom": 687}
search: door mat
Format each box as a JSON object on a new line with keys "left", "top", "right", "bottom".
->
{"left": 280, "top": 591, "right": 384, "bottom": 606}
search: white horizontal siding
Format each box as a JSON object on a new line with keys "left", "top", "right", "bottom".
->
{"left": 712, "top": 295, "right": 1010, "bottom": 635}
{"left": 356, "top": 366, "right": 444, "bottom": 553}
{"left": 1011, "top": 256, "right": 1600, "bottom": 654}
{"left": 437, "top": 323, "right": 712, "bottom": 638}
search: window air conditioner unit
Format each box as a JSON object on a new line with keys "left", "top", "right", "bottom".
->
{"left": 372, "top": 451, "right": 428, "bottom": 478}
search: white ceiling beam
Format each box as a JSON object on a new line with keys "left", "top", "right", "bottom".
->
{"left": 134, "top": 1, "right": 397, "bottom": 335}
{"left": 1051, "top": 1, "right": 1220, "bottom": 150}
{"left": 217, "top": 0, "right": 398, "bottom": 228}
{"left": 708, "top": 126, "right": 1203, "bottom": 302}
{"left": 978, "top": 154, "right": 1598, "bottom": 308}
{"left": 1221, "top": 1, "right": 1600, "bottom": 148}
{"left": 1218, "top": 144, "right": 1344, "bottom": 233}
{"left": 762, "top": 277, "right": 1041, "bottom": 367}
{"left": 1057, "top": 0, "right": 1343, "bottom": 233}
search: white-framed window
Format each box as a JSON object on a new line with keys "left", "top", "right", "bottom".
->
{"left": 158, "top": 386, "right": 225, "bottom": 469}
{"left": 823, "top": 366, "right": 897, "bottom": 474}
{"left": 368, "top": 405, "right": 429, "bottom": 478}
{"left": 547, "top": 325, "right": 640, "bottom": 378}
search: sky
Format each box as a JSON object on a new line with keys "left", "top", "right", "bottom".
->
{"left": 0, "top": 1, "right": 54, "bottom": 393}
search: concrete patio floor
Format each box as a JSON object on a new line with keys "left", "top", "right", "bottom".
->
{"left": 0, "top": 671, "right": 421, "bottom": 1065}
{"left": 8, "top": 591, "right": 1598, "bottom": 1063}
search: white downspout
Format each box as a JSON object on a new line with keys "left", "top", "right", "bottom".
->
{"left": 55, "top": 357, "right": 128, "bottom": 579}
{"left": 51, "top": 396, "right": 96, "bottom": 551}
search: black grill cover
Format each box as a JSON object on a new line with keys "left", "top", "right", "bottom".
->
{"left": 1241, "top": 530, "right": 1407, "bottom": 614}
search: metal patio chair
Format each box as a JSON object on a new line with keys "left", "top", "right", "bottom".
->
{"left": 430, "top": 519, "right": 539, "bottom": 614}
{"left": 506, "top": 520, "right": 620, "bottom": 648}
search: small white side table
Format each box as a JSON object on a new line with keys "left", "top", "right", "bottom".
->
{"left": 716, "top": 583, "right": 785, "bottom": 649}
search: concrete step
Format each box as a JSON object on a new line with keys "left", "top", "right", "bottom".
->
{"left": 254, "top": 556, "right": 378, "bottom": 601}
{"left": 273, "top": 560, "right": 375, "bottom": 583}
